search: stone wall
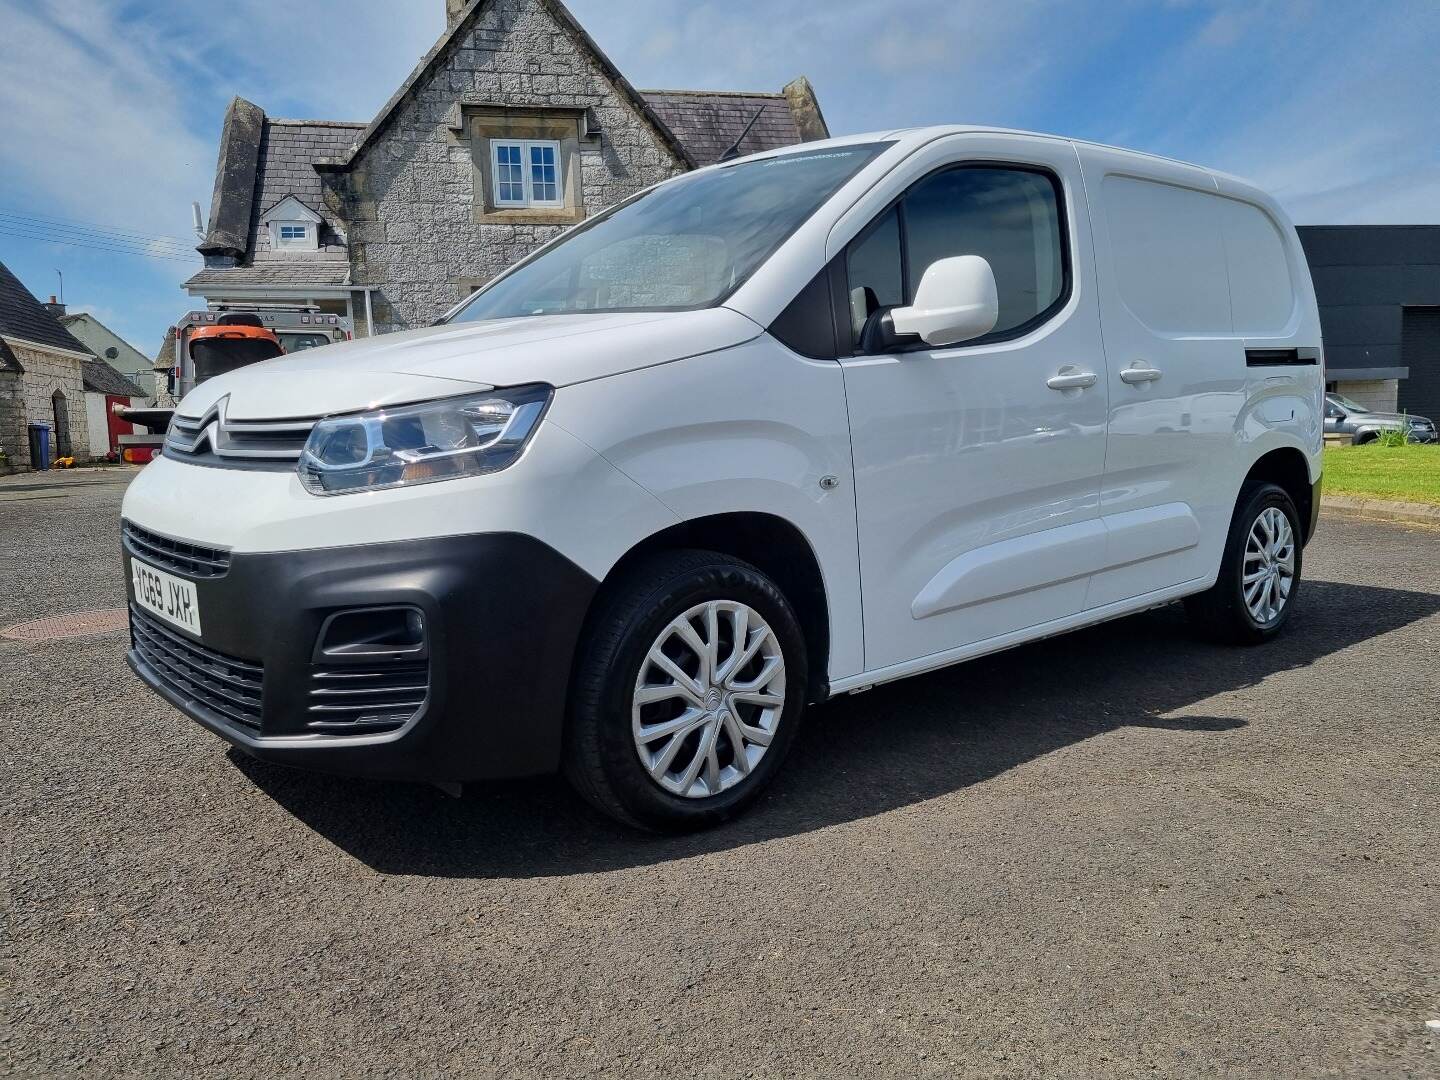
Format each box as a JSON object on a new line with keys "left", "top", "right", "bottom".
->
{"left": 1333, "top": 378, "right": 1399, "bottom": 414}
{"left": 337, "top": 0, "right": 687, "bottom": 331}
{"left": 0, "top": 371, "right": 23, "bottom": 466}
{"left": 0, "top": 340, "right": 90, "bottom": 467}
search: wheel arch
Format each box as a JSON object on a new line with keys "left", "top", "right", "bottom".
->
{"left": 582, "top": 512, "right": 832, "bottom": 703}
{"left": 1241, "top": 446, "right": 1318, "bottom": 543}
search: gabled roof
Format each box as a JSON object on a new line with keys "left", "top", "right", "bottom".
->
{"left": 0, "top": 260, "right": 90, "bottom": 356}
{"left": 260, "top": 195, "right": 324, "bottom": 224}
{"left": 81, "top": 358, "right": 145, "bottom": 397}
{"left": 325, "top": 0, "right": 697, "bottom": 172}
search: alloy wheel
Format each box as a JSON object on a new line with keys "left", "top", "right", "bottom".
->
{"left": 631, "top": 599, "right": 786, "bottom": 799}
{"left": 1243, "top": 506, "right": 1295, "bottom": 624}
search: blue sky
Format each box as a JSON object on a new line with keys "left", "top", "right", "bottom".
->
{"left": 1, "top": 0, "right": 1436, "bottom": 358}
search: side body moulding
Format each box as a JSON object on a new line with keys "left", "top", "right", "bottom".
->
{"left": 912, "top": 503, "right": 1202, "bottom": 620}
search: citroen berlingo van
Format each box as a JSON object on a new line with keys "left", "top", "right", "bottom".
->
{"left": 122, "top": 127, "right": 1324, "bottom": 830}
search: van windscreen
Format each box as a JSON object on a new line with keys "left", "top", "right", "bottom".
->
{"left": 449, "top": 143, "right": 889, "bottom": 320}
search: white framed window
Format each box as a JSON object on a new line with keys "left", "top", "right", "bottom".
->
{"left": 260, "top": 195, "right": 323, "bottom": 252}
{"left": 492, "top": 139, "right": 563, "bottom": 208}
{"left": 271, "top": 221, "right": 317, "bottom": 251}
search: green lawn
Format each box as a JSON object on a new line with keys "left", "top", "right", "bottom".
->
{"left": 1323, "top": 443, "right": 1440, "bottom": 505}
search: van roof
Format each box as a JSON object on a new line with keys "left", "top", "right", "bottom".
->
{"left": 750, "top": 125, "right": 1222, "bottom": 180}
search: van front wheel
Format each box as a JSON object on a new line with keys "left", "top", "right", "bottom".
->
{"left": 1185, "top": 482, "right": 1302, "bottom": 644}
{"left": 564, "top": 550, "right": 807, "bottom": 831}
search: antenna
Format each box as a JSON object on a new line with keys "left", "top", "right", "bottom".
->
{"left": 191, "top": 201, "right": 204, "bottom": 239}
{"left": 717, "top": 106, "right": 767, "bottom": 163}
{"left": 54, "top": 269, "right": 63, "bottom": 304}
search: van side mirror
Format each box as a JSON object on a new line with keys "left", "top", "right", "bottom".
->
{"left": 890, "top": 256, "right": 999, "bottom": 347}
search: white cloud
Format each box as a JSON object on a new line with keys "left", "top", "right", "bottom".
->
{"left": 0, "top": 2, "right": 212, "bottom": 236}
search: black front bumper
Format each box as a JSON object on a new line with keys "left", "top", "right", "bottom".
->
{"left": 124, "top": 529, "right": 599, "bottom": 783}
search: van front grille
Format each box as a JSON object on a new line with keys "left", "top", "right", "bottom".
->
{"left": 164, "top": 406, "right": 316, "bottom": 469}
{"left": 123, "top": 521, "right": 231, "bottom": 579}
{"left": 130, "top": 607, "right": 263, "bottom": 729}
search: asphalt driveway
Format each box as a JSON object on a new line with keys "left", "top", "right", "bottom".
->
{"left": 4, "top": 468, "right": 1438, "bottom": 1077}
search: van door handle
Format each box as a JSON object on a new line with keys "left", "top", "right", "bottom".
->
{"left": 1120, "top": 362, "right": 1162, "bottom": 384}
{"left": 1046, "top": 368, "right": 1098, "bottom": 390}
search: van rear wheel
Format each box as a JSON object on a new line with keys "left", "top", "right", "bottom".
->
{"left": 1185, "top": 482, "right": 1302, "bottom": 644}
{"left": 564, "top": 550, "right": 807, "bottom": 831}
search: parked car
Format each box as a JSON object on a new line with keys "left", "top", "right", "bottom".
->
{"left": 1324, "top": 393, "right": 1436, "bottom": 444}
{"left": 120, "top": 127, "right": 1324, "bottom": 831}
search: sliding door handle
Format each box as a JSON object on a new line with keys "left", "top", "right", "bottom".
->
{"left": 1046, "top": 369, "right": 1098, "bottom": 390}
{"left": 1119, "top": 362, "right": 1162, "bottom": 384}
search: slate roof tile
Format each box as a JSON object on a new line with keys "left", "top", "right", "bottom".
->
{"left": 0, "top": 260, "right": 90, "bottom": 355}
{"left": 639, "top": 92, "right": 804, "bottom": 166}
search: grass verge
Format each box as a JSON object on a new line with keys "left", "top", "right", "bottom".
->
{"left": 1323, "top": 443, "right": 1440, "bottom": 506}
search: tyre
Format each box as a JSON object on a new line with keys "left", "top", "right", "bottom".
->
{"left": 564, "top": 549, "right": 808, "bottom": 831}
{"left": 1184, "top": 482, "right": 1302, "bottom": 644}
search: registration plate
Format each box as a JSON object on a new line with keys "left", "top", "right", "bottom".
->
{"left": 130, "top": 558, "right": 202, "bottom": 635}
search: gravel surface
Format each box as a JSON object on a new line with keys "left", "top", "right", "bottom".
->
{"left": 4, "top": 468, "right": 1438, "bottom": 1078}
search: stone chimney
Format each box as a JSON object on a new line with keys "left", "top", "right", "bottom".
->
{"left": 44, "top": 295, "right": 66, "bottom": 318}
{"left": 446, "top": 0, "right": 467, "bottom": 28}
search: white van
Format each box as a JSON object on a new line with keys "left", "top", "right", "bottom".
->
{"left": 122, "top": 127, "right": 1323, "bottom": 830}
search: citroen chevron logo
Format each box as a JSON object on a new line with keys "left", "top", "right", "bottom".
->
{"left": 167, "top": 395, "right": 229, "bottom": 455}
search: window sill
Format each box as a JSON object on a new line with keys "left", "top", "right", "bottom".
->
{"left": 474, "top": 206, "right": 586, "bottom": 226}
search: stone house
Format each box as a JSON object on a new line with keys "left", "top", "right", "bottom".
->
{"left": 0, "top": 260, "right": 92, "bottom": 467}
{"left": 185, "top": 0, "right": 828, "bottom": 334}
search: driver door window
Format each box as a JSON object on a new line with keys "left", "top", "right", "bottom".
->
{"left": 845, "top": 165, "right": 1066, "bottom": 348}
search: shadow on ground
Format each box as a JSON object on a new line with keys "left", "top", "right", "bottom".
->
{"left": 232, "top": 579, "right": 1439, "bottom": 878}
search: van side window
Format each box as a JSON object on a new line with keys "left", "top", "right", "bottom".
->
{"left": 846, "top": 208, "right": 904, "bottom": 343}
{"left": 845, "top": 165, "right": 1067, "bottom": 347}
{"left": 904, "top": 168, "right": 1064, "bottom": 337}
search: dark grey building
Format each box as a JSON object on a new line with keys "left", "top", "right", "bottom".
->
{"left": 1297, "top": 225, "right": 1440, "bottom": 417}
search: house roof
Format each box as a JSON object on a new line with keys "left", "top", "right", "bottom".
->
{"left": 260, "top": 195, "right": 324, "bottom": 224}
{"left": 58, "top": 312, "right": 153, "bottom": 367}
{"left": 185, "top": 264, "right": 352, "bottom": 290}
{"left": 155, "top": 327, "right": 176, "bottom": 370}
{"left": 328, "top": 0, "right": 697, "bottom": 172}
{"left": 640, "top": 90, "right": 807, "bottom": 166}
{"left": 186, "top": 110, "right": 362, "bottom": 291}
{"left": 0, "top": 260, "right": 90, "bottom": 355}
{"left": 81, "top": 358, "right": 145, "bottom": 397}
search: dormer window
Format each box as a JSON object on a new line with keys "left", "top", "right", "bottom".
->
{"left": 259, "top": 195, "right": 324, "bottom": 253}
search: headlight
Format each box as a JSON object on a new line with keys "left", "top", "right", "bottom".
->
{"left": 297, "top": 384, "right": 551, "bottom": 496}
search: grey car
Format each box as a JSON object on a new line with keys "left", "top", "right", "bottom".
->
{"left": 1324, "top": 393, "right": 1437, "bottom": 444}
